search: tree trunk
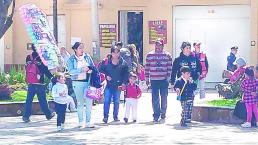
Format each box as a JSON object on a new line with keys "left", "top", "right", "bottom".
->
{"left": 53, "top": 0, "right": 58, "bottom": 43}
{"left": 0, "top": 0, "right": 15, "bottom": 39}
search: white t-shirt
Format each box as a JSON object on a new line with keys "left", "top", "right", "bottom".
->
{"left": 52, "top": 82, "right": 68, "bottom": 104}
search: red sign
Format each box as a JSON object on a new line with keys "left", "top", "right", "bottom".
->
{"left": 148, "top": 20, "right": 167, "bottom": 44}
{"left": 99, "top": 24, "right": 117, "bottom": 48}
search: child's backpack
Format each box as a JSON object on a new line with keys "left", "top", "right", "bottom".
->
{"left": 25, "top": 55, "right": 41, "bottom": 84}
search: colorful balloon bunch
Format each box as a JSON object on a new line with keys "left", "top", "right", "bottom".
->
{"left": 19, "top": 4, "right": 61, "bottom": 70}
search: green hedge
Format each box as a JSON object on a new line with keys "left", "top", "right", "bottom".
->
{"left": 207, "top": 98, "right": 239, "bottom": 107}
{"left": 0, "top": 91, "right": 53, "bottom": 102}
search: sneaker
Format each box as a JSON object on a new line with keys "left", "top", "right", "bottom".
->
{"left": 46, "top": 112, "right": 55, "bottom": 120}
{"left": 22, "top": 117, "right": 30, "bottom": 123}
{"left": 159, "top": 118, "right": 166, "bottom": 124}
{"left": 180, "top": 122, "right": 187, "bottom": 127}
{"left": 133, "top": 120, "right": 137, "bottom": 123}
{"left": 86, "top": 122, "right": 95, "bottom": 128}
{"left": 103, "top": 118, "right": 108, "bottom": 124}
{"left": 57, "top": 126, "right": 62, "bottom": 131}
{"left": 241, "top": 122, "right": 251, "bottom": 128}
{"left": 61, "top": 124, "right": 64, "bottom": 130}
{"left": 124, "top": 118, "right": 128, "bottom": 123}
{"left": 114, "top": 118, "right": 120, "bottom": 122}
{"left": 153, "top": 119, "right": 159, "bottom": 124}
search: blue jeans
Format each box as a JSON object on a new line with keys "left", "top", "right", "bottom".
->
{"left": 54, "top": 102, "right": 67, "bottom": 126}
{"left": 151, "top": 80, "right": 169, "bottom": 121}
{"left": 23, "top": 84, "right": 52, "bottom": 119}
{"left": 73, "top": 81, "right": 93, "bottom": 124}
{"left": 103, "top": 87, "right": 121, "bottom": 120}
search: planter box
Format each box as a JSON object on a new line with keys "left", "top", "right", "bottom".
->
{"left": 0, "top": 101, "right": 55, "bottom": 117}
{"left": 192, "top": 104, "right": 243, "bottom": 124}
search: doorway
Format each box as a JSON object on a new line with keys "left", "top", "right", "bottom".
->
{"left": 173, "top": 5, "right": 250, "bottom": 88}
{"left": 119, "top": 11, "right": 143, "bottom": 63}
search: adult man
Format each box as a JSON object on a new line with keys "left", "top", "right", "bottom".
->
{"left": 227, "top": 46, "right": 238, "bottom": 72}
{"left": 171, "top": 41, "right": 202, "bottom": 124}
{"left": 192, "top": 42, "right": 209, "bottom": 99}
{"left": 22, "top": 44, "right": 55, "bottom": 123}
{"left": 145, "top": 38, "right": 172, "bottom": 123}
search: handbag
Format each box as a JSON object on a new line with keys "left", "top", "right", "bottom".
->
{"left": 84, "top": 73, "right": 103, "bottom": 100}
{"left": 177, "top": 82, "right": 187, "bottom": 101}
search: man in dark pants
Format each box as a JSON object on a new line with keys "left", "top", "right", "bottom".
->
{"left": 145, "top": 38, "right": 172, "bottom": 123}
{"left": 22, "top": 44, "right": 55, "bottom": 123}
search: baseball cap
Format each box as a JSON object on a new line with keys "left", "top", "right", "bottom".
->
{"left": 233, "top": 57, "right": 246, "bottom": 67}
{"left": 231, "top": 46, "right": 238, "bottom": 50}
{"left": 155, "top": 38, "right": 164, "bottom": 46}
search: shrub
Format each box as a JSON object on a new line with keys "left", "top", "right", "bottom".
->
{"left": 0, "top": 84, "right": 13, "bottom": 100}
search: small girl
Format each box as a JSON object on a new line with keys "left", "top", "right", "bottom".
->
{"left": 52, "top": 73, "right": 69, "bottom": 131}
{"left": 124, "top": 72, "right": 142, "bottom": 123}
{"left": 240, "top": 67, "right": 258, "bottom": 128}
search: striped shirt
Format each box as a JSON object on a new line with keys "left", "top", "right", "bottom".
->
{"left": 145, "top": 50, "right": 172, "bottom": 81}
{"left": 241, "top": 78, "right": 258, "bottom": 105}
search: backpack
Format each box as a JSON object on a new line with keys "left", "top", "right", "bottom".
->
{"left": 25, "top": 55, "right": 41, "bottom": 84}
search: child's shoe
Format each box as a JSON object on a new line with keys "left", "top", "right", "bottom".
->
{"left": 180, "top": 122, "right": 187, "bottom": 127}
{"left": 57, "top": 126, "right": 62, "bottom": 131}
{"left": 61, "top": 124, "right": 64, "bottom": 130}
{"left": 180, "top": 120, "right": 187, "bottom": 127}
{"left": 124, "top": 118, "right": 128, "bottom": 123}
{"left": 159, "top": 118, "right": 165, "bottom": 124}
{"left": 241, "top": 122, "right": 251, "bottom": 128}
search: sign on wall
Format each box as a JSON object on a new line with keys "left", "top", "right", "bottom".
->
{"left": 99, "top": 24, "right": 117, "bottom": 48}
{"left": 148, "top": 20, "right": 167, "bottom": 44}
{"left": 19, "top": 4, "right": 61, "bottom": 70}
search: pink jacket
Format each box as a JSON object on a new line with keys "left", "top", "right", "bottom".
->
{"left": 229, "top": 66, "right": 245, "bottom": 83}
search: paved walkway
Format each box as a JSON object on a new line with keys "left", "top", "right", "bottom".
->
{"left": 0, "top": 92, "right": 257, "bottom": 144}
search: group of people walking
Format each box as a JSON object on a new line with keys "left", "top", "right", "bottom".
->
{"left": 22, "top": 37, "right": 257, "bottom": 131}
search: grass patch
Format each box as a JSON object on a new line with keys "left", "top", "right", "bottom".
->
{"left": 207, "top": 98, "right": 239, "bottom": 107}
{"left": 0, "top": 91, "right": 53, "bottom": 102}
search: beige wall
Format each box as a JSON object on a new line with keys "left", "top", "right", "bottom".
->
{"left": 4, "top": 0, "right": 257, "bottom": 65}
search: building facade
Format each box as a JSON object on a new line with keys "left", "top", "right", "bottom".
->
{"left": 1, "top": 0, "right": 258, "bottom": 83}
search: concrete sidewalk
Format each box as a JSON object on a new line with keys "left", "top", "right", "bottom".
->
{"left": 0, "top": 92, "right": 257, "bottom": 144}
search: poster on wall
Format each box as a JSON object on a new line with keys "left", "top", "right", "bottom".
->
{"left": 99, "top": 24, "right": 116, "bottom": 48}
{"left": 19, "top": 4, "right": 61, "bottom": 70}
{"left": 148, "top": 20, "right": 167, "bottom": 44}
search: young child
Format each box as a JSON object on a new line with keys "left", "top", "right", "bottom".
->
{"left": 124, "top": 72, "right": 142, "bottom": 123}
{"left": 52, "top": 73, "right": 69, "bottom": 131}
{"left": 50, "top": 76, "right": 76, "bottom": 112}
{"left": 174, "top": 66, "right": 197, "bottom": 127}
{"left": 240, "top": 67, "right": 258, "bottom": 128}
